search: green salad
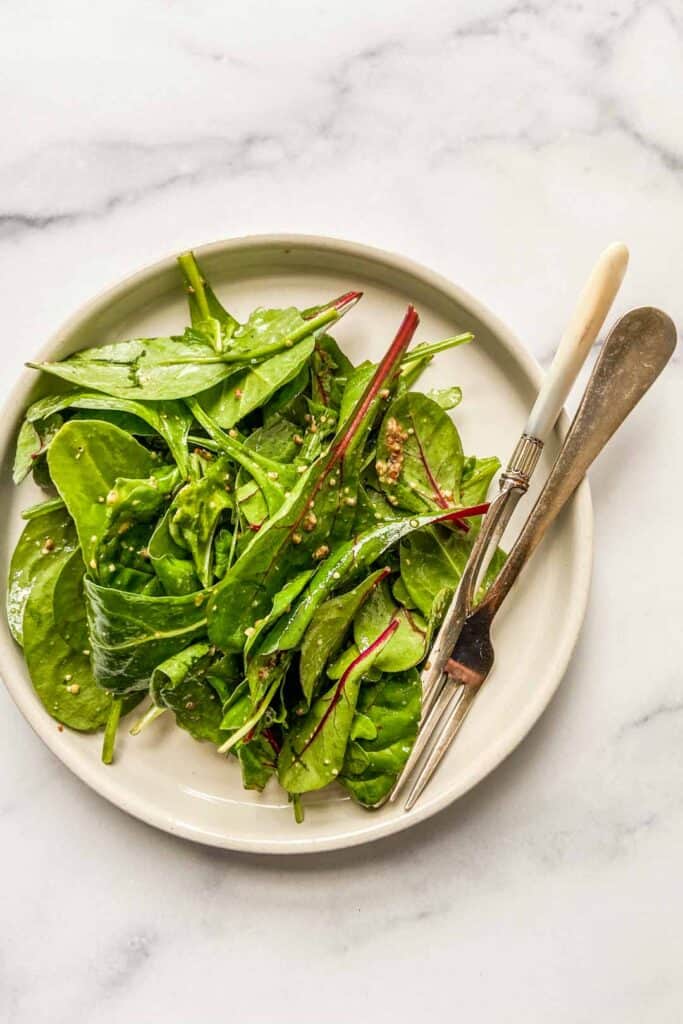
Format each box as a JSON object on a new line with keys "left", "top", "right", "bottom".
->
{"left": 7, "top": 252, "right": 503, "bottom": 820}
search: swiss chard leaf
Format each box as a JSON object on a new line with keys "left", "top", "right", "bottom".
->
{"left": 353, "top": 579, "right": 428, "bottom": 672}
{"left": 298, "top": 568, "right": 390, "bottom": 706}
{"left": 277, "top": 622, "right": 397, "bottom": 794}
{"left": 376, "top": 392, "right": 463, "bottom": 512}
{"left": 340, "top": 668, "right": 421, "bottom": 806}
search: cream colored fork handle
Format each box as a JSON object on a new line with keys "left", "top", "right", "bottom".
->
{"left": 525, "top": 242, "right": 629, "bottom": 439}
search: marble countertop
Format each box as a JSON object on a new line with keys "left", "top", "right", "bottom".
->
{"left": 1, "top": 2, "right": 681, "bottom": 1021}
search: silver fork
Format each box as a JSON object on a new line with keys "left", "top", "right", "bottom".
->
{"left": 401, "top": 306, "right": 677, "bottom": 810}
{"left": 387, "top": 243, "right": 629, "bottom": 805}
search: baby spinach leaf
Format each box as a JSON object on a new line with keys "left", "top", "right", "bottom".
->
{"left": 150, "top": 642, "right": 225, "bottom": 743}
{"left": 218, "top": 654, "right": 290, "bottom": 753}
{"left": 399, "top": 526, "right": 471, "bottom": 617}
{"left": 187, "top": 400, "right": 297, "bottom": 519}
{"left": 148, "top": 507, "right": 201, "bottom": 595}
{"left": 353, "top": 580, "right": 428, "bottom": 672}
{"left": 238, "top": 734, "right": 279, "bottom": 791}
{"left": 23, "top": 391, "right": 192, "bottom": 475}
{"left": 277, "top": 622, "right": 397, "bottom": 794}
{"left": 220, "top": 680, "right": 252, "bottom": 731}
{"left": 20, "top": 496, "right": 67, "bottom": 521}
{"left": 47, "top": 420, "right": 158, "bottom": 569}
{"left": 84, "top": 579, "right": 210, "bottom": 693}
{"left": 340, "top": 668, "right": 421, "bottom": 806}
{"left": 7, "top": 505, "right": 77, "bottom": 644}
{"left": 197, "top": 337, "right": 315, "bottom": 428}
{"left": 392, "top": 575, "right": 416, "bottom": 609}
{"left": 167, "top": 455, "right": 232, "bottom": 587}
{"left": 352, "top": 484, "right": 402, "bottom": 533}
{"left": 53, "top": 549, "right": 89, "bottom": 652}
{"left": 262, "top": 363, "right": 310, "bottom": 422}
{"left": 23, "top": 548, "right": 114, "bottom": 731}
{"left": 376, "top": 392, "right": 463, "bottom": 512}
{"left": 30, "top": 333, "right": 239, "bottom": 401}
{"left": 299, "top": 568, "right": 389, "bottom": 706}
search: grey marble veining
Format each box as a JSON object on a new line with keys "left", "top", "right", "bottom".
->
{"left": 1, "top": 2, "right": 682, "bottom": 1022}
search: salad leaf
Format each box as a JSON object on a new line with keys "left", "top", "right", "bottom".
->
{"left": 376, "top": 392, "right": 463, "bottom": 512}
{"left": 237, "top": 733, "right": 279, "bottom": 791}
{"left": 84, "top": 579, "right": 210, "bottom": 693}
{"left": 198, "top": 337, "right": 315, "bottom": 428}
{"left": 7, "top": 505, "right": 77, "bottom": 644}
{"left": 23, "top": 548, "right": 114, "bottom": 730}
{"left": 298, "top": 568, "right": 390, "bottom": 706}
{"left": 150, "top": 643, "right": 225, "bottom": 743}
{"left": 21, "top": 391, "right": 192, "bottom": 476}
{"left": 400, "top": 525, "right": 505, "bottom": 618}
{"left": 148, "top": 506, "right": 201, "bottom": 595}
{"left": 340, "top": 668, "right": 421, "bottom": 806}
{"left": 427, "top": 385, "right": 462, "bottom": 411}
{"left": 13, "top": 413, "right": 63, "bottom": 485}
{"left": 30, "top": 334, "right": 238, "bottom": 401}
{"left": 353, "top": 579, "right": 429, "bottom": 671}
{"left": 53, "top": 549, "right": 89, "bottom": 652}
{"left": 460, "top": 455, "right": 501, "bottom": 506}
{"left": 47, "top": 420, "right": 158, "bottom": 568}
{"left": 277, "top": 621, "right": 398, "bottom": 795}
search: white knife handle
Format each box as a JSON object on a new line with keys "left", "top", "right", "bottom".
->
{"left": 525, "top": 242, "right": 629, "bottom": 440}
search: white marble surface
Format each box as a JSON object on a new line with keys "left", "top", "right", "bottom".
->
{"left": 1, "top": 2, "right": 682, "bottom": 1021}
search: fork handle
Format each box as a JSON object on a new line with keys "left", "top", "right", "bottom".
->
{"left": 482, "top": 307, "right": 677, "bottom": 619}
{"left": 524, "top": 242, "right": 629, "bottom": 439}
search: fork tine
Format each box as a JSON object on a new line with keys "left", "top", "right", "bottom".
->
{"left": 404, "top": 686, "right": 480, "bottom": 810}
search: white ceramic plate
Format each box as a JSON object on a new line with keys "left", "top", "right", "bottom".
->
{"left": 0, "top": 235, "right": 592, "bottom": 854}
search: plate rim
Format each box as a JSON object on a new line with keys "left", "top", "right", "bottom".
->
{"left": 0, "top": 233, "right": 593, "bottom": 854}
